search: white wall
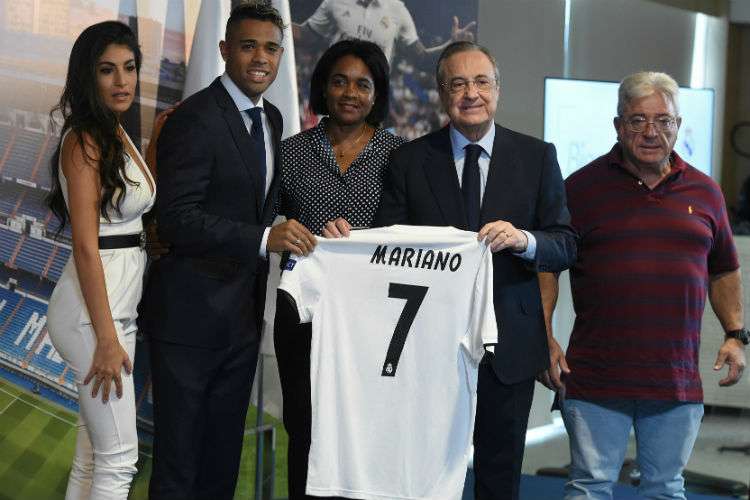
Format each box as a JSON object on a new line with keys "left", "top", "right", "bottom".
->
{"left": 477, "top": 0, "right": 729, "bottom": 429}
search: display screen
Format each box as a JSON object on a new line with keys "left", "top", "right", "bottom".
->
{"left": 544, "top": 78, "right": 714, "bottom": 178}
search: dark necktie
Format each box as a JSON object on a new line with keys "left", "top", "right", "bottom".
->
{"left": 245, "top": 107, "right": 267, "bottom": 200}
{"left": 462, "top": 144, "right": 482, "bottom": 232}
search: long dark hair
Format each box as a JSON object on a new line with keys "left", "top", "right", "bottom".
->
{"left": 46, "top": 21, "right": 142, "bottom": 232}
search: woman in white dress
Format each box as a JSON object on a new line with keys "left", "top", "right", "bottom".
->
{"left": 45, "top": 21, "right": 160, "bottom": 499}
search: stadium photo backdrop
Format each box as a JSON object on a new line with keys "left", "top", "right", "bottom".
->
{"left": 0, "top": 0, "right": 479, "bottom": 496}
{"left": 290, "top": 0, "right": 479, "bottom": 139}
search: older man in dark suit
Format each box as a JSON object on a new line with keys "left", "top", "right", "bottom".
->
{"left": 140, "top": 3, "right": 314, "bottom": 499}
{"left": 374, "top": 41, "right": 577, "bottom": 500}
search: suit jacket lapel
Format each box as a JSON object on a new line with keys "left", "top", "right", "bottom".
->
{"left": 211, "top": 79, "right": 266, "bottom": 217}
{"left": 482, "top": 124, "right": 520, "bottom": 222}
{"left": 424, "top": 126, "right": 468, "bottom": 229}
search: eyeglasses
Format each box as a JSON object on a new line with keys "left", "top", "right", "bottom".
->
{"left": 440, "top": 77, "right": 497, "bottom": 94}
{"left": 622, "top": 115, "right": 678, "bottom": 133}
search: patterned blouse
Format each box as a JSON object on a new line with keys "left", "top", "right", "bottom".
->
{"left": 278, "top": 119, "right": 407, "bottom": 235}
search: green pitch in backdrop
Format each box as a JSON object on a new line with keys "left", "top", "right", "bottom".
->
{"left": 0, "top": 379, "right": 289, "bottom": 500}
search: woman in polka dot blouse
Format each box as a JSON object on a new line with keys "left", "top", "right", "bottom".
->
{"left": 274, "top": 39, "right": 406, "bottom": 499}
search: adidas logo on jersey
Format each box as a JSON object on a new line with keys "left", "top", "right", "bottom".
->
{"left": 370, "top": 245, "right": 463, "bottom": 272}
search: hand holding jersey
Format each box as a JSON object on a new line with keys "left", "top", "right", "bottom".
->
{"left": 321, "top": 217, "right": 353, "bottom": 238}
{"left": 478, "top": 220, "right": 529, "bottom": 253}
{"left": 267, "top": 218, "right": 316, "bottom": 256}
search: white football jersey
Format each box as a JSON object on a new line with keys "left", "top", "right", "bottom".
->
{"left": 278, "top": 225, "right": 498, "bottom": 500}
{"left": 303, "top": 0, "right": 419, "bottom": 62}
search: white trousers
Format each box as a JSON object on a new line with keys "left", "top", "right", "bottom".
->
{"left": 48, "top": 320, "right": 138, "bottom": 500}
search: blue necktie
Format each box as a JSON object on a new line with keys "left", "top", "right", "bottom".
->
{"left": 245, "top": 107, "right": 267, "bottom": 199}
{"left": 463, "top": 144, "right": 482, "bottom": 232}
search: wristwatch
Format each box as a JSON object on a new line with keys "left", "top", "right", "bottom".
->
{"left": 725, "top": 328, "right": 750, "bottom": 345}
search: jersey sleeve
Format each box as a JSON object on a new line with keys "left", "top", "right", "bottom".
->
{"left": 466, "top": 245, "right": 498, "bottom": 363}
{"left": 303, "top": 0, "right": 337, "bottom": 40}
{"left": 277, "top": 253, "right": 325, "bottom": 323}
{"left": 395, "top": 2, "right": 419, "bottom": 46}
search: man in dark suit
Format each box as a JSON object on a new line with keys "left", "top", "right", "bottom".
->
{"left": 140, "top": 4, "right": 315, "bottom": 499}
{"left": 374, "top": 41, "right": 577, "bottom": 500}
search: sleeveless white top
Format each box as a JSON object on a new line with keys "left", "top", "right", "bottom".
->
{"left": 48, "top": 128, "right": 155, "bottom": 331}
{"left": 58, "top": 129, "right": 155, "bottom": 236}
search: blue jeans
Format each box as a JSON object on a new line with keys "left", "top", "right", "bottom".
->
{"left": 561, "top": 398, "right": 703, "bottom": 500}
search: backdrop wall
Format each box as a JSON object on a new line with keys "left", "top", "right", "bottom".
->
{"left": 0, "top": 0, "right": 735, "bottom": 441}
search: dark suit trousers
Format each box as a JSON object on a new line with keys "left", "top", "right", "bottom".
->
{"left": 148, "top": 337, "right": 259, "bottom": 500}
{"left": 473, "top": 359, "right": 536, "bottom": 500}
{"left": 274, "top": 291, "right": 343, "bottom": 500}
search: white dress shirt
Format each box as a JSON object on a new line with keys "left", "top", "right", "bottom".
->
{"left": 220, "top": 72, "right": 275, "bottom": 257}
{"left": 449, "top": 123, "right": 536, "bottom": 260}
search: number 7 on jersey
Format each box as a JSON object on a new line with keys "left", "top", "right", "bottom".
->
{"left": 382, "top": 283, "right": 429, "bottom": 377}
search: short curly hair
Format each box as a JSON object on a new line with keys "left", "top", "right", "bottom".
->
{"left": 309, "top": 39, "right": 390, "bottom": 127}
{"left": 617, "top": 71, "right": 680, "bottom": 117}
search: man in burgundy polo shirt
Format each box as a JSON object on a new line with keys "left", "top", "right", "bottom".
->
{"left": 540, "top": 71, "right": 747, "bottom": 500}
